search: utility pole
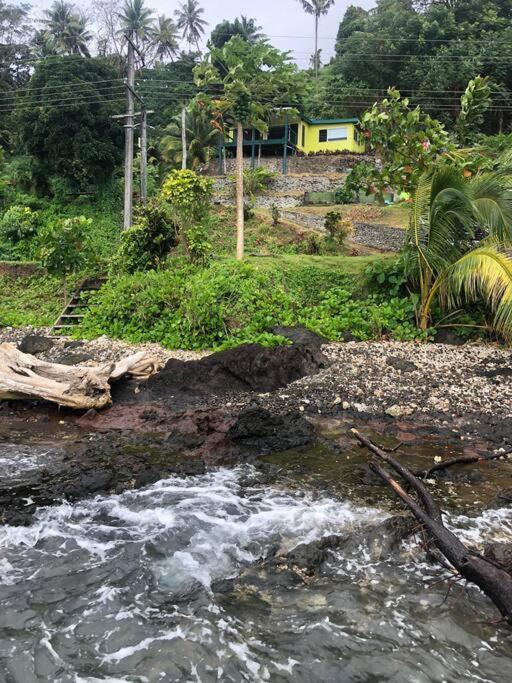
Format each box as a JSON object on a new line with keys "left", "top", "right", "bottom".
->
{"left": 123, "top": 33, "right": 135, "bottom": 230}
{"left": 181, "top": 106, "right": 187, "bottom": 169}
{"left": 140, "top": 108, "right": 147, "bottom": 204}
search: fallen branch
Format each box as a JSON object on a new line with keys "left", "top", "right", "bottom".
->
{"left": 415, "top": 452, "right": 504, "bottom": 478}
{"left": 0, "top": 343, "right": 162, "bottom": 410}
{"left": 352, "top": 428, "right": 512, "bottom": 625}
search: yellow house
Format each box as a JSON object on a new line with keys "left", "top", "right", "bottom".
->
{"left": 218, "top": 114, "right": 365, "bottom": 173}
{"left": 297, "top": 116, "right": 365, "bottom": 154}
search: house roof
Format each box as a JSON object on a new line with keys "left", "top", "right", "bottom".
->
{"left": 301, "top": 115, "right": 359, "bottom": 125}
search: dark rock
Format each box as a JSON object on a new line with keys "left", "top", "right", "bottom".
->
{"left": 386, "top": 356, "right": 417, "bottom": 373}
{"left": 115, "top": 342, "right": 329, "bottom": 406}
{"left": 270, "top": 325, "right": 328, "bottom": 347}
{"left": 227, "top": 407, "right": 313, "bottom": 454}
{"left": 493, "top": 488, "right": 512, "bottom": 507}
{"left": 484, "top": 542, "right": 512, "bottom": 573}
{"left": 344, "top": 514, "right": 416, "bottom": 558}
{"left": 271, "top": 534, "right": 346, "bottom": 577}
{"left": 434, "top": 329, "right": 465, "bottom": 346}
{"left": 340, "top": 332, "right": 361, "bottom": 342}
{"left": 63, "top": 340, "right": 85, "bottom": 350}
{"left": 18, "top": 335, "right": 55, "bottom": 355}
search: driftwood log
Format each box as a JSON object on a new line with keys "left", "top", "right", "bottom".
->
{"left": 352, "top": 428, "right": 512, "bottom": 625}
{"left": 0, "top": 342, "right": 162, "bottom": 409}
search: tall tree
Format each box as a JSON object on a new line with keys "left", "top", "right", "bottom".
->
{"left": 41, "top": 1, "right": 91, "bottom": 57}
{"left": 152, "top": 15, "right": 179, "bottom": 63}
{"left": 16, "top": 57, "right": 124, "bottom": 192}
{"left": 195, "top": 37, "right": 305, "bottom": 260}
{"left": 296, "top": 0, "right": 335, "bottom": 86}
{"left": 161, "top": 104, "right": 221, "bottom": 169}
{"left": 175, "top": 0, "right": 207, "bottom": 53}
{"left": 118, "top": 0, "right": 155, "bottom": 44}
{"left": 210, "top": 16, "right": 264, "bottom": 49}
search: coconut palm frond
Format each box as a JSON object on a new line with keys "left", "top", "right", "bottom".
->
{"left": 469, "top": 172, "right": 512, "bottom": 241}
{"left": 441, "top": 240, "right": 512, "bottom": 340}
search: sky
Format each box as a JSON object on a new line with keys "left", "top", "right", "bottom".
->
{"left": 31, "top": 0, "right": 376, "bottom": 65}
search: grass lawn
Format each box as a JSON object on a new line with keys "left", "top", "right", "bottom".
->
{"left": 247, "top": 253, "right": 392, "bottom": 275}
{"left": 294, "top": 203, "right": 410, "bottom": 230}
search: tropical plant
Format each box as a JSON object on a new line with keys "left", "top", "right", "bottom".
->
{"left": 174, "top": 0, "right": 207, "bottom": 52}
{"left": 160, "top": 105, "right": 221, "bottom": 169}
{"left": 194, "top": 37, "right": 305, "bottom": 259}
{"left": 403, "top": 166, "right": 512, "bottom": 339}
{"left": 296, "top": 0, "right": 335, "bottom": 85}
{"left": 360, "top": 88, "right": 454, "bottom": 198}
{"left": 456, "top": 76, "right": 492, "bottom": 146}
{"left": 209, "top": 16, "right": 264, "bottom": 49}
{"left": 151, "top": 15, "right": 179, "bottom": 62}
{"left": 41, "top": 1, "right": 91, "bottom": 57}
{"left": 39, "top": 216, "right": 92, "bottom": 302}
{"left": 118, "top": 0, "right": 155, "bottom": 44}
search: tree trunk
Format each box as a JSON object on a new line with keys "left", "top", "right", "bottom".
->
{"left": 181, "top": 106, "right": 187, "bottom": 170}
{"left": 236, "top": 120, "right": 244, "bottom": 261}
{"left": 314, "top": 14, "right": 319, "bottom": 92}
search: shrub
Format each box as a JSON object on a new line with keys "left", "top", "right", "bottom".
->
{"left": 364, "top": 256, "right": 409, "bottom": 297}
{"left": 110, "top": 199, "right": 179, "bottom": 274}
{"left": 242, "top": 167, "right": 276, "bottom": 198}
{"left": 80, "top": 259, "right": 431, "bottom": 349}
{"left": 160, "top": 169, "right": 213, "bottom": 262}
{"left": 271, "top": 204, "right": 280, "bottom": 227}
{"left": 0, "top": 205, "right": 39, "bottom": 259}
{"left": 39, "top": 216, "right": 92, "bottom": 301}
{"left": 323, "top": 211, "right": 352, "bottom": 253}
{"left": 334, "top": 184, "right": 356, "bottom": 204}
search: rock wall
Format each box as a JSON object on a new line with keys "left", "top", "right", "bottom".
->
{"left": 207, "top": 153, "right": 374, "bottom": 176}
{"left": 280, "top": 210, "right": 405, "bottom": 252}
{"left": 213, "top": 174, "right": 345, "bottom": 209}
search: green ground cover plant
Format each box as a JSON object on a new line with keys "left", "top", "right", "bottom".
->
{"left": 79, "top": 258, "right": 429, "bottom": 350}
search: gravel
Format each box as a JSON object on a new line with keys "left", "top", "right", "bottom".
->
{"left": 0, "top": 327, "right": 206, "bottom": 365}
{"left": 255, "top": 341, "right": 512, "bottom": 421}
{"left": 2, "top": 327, "right": 511, "bottom": 423}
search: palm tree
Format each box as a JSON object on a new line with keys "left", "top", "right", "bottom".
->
{"left": 152, "top": 15, "right": 180, "bottom": 62}
{"left": 65, "top": 15, "right": 92, "bottom": 56}
{"left": 237, "top": 16, "right": 264, "bottom": 44}
{"left": 41, "top": 1, "right": 91, "bottom": 57}
{"left": 119, "top": 0, "right": 155, "bottom": 44}
{"left": 175, "top": 0, "right": 207, "bottom": 53}
{"left": 161, "top": 106, "right": 221, "bottom": 170}
{"left": 297, "top": 1, "right": 334, "bottom": 85}
{"left": 404, "top": 166, "right": 512, "bottom": 338}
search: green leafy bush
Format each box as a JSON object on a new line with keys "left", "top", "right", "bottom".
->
{"left": 0, "top": 205, "right": 40, "bottom": 259}
{"left": 160, "top": 169, "right": 213, "bottom": 262}
{"left": 324, "top": 212, "right": 352, "bottom": 253}
{"left": 39, "top": 216, "right": 92, "bottom": 301}
{"left": 110, "top": 199, "right": 179, "bottom": 274}
{"left": 80, "top": 259, "right": 431, "bottom": 349}
{"left": 364, "top": 257, "right": 408, "bottom": 297}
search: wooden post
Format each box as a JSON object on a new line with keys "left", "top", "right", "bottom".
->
{"left": 181, "top": 106, "right": 187, "bottom": 170}
{"left": 236, "top": 122, "right": 244, "bottom": 260}
{"left": 251, "top": 128, "right": 256, "bottom": 169}
{"left": 140, "top": 108, "right": 147, "bottom": 204}
{"left": 283, "top": 113, "right": 289, "bottom": 175}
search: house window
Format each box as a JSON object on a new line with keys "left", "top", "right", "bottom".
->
{"left": 302, "top": 125, "right": 305, "bottom": 147}
{"left": 319, "top": 129, "right": 327, "bottom": 142}
{"left": 327, "top": 127, "right": 348, "bottom": 141}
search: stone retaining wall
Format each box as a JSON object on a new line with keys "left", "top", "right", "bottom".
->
{"left": 206, "top": 153, "right": 374, "bottom": 176}
{"left": 213, "top": 174, "right": 344, "bottom": 209}
{"left": 280, "top": 210, "right": 405, "bottom": 252}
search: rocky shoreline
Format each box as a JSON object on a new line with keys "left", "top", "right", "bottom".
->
{"left": 1, "top": 327, "right": 511, "bottom": 527}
